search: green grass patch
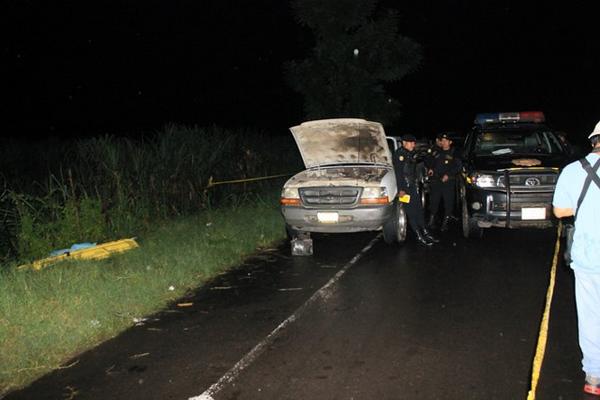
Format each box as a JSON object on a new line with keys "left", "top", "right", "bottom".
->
{"left": 0, "top": 194, "right": 286, "bottom": 395}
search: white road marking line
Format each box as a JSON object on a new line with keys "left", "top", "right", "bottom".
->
{"left": 188, "top": 234, "right": 381, "bottom": 400}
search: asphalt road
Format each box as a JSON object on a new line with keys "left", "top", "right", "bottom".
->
{"left": 5, "top": 225, "right": 588, "bottom": 400}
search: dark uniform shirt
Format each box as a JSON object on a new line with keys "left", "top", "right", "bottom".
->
{"left": 424, "top": 145, "right": 441, "bottom": 170}
{"left": 429, "top": 148, "right": 462, "bottom": 180}
{"left": 393, "top": 147, "right": 419, "bottom": 191}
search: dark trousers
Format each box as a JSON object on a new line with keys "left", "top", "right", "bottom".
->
{"left": 429, "top": 179, "right": 456, "bottom": 218}
{"left": 404, "top": 186, "right": 425, "bottom": 233}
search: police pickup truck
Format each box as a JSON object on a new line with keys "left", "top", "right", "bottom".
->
{"left": 459, "top": 111, "right": 571, "bottom": 238}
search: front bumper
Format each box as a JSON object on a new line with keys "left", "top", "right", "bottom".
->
{"left": 281, "top": 204, "right": 394, "bottom": 233}
{"left": 465, "top": 186, "right": 556, "bottom": 229}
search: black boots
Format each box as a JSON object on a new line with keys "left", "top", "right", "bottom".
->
{"left": 440, "top": 216, "right": 451, "bottom": 232}
{"left": 431, "top": 213, "right": 457, "bottom": 232}
{"left": 422, "top": 228, "right": 440, "bottom": 243}
{"left": 415, "top": 230, "right": 433, "bottom": 246}
{"left": 415, "top": 228, "right": 439, "bottom": 245}
{"left": 427, "top": 214, "right": 437, "bottom": 229}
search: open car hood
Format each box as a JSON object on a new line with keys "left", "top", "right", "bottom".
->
{"left": 290, "top": 119, "right": 392, "bottom": 168}
{"left": 284, "top": 166, "right": 391, "bottom": 189}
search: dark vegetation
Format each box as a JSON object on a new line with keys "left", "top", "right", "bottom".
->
{"left": 0, "top": 0, "right": 423, "bottom": 265}
{"left": 0, "top": 125, "right": 302, "bottom": 264}
{"left": 285, "top": 0, "right": 422, "bottom": 126}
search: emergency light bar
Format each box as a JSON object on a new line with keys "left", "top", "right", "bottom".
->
{"left": 474, "top": 111, "right": 545, "bottom": 125}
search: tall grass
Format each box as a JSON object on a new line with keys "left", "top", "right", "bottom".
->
{"left": 0, "top": 124, "right": 302, "bottom": 263}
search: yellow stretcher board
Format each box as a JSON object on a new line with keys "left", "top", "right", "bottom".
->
{"left": 19, "top": 238, "right": 139, "bottom": 271}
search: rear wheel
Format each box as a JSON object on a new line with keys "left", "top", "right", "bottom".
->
{"left": 383, "top": 202, "right": 407, "bottom": 244}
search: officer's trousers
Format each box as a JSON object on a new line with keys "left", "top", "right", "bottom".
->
{"left": 404, "top": 186, "right": 425, "bottom": 233}
{"left": 429, "top": 179, "right": 456, "bottom": 218}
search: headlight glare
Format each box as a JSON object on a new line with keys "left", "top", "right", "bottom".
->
{"left": 280, "top": 187, "right": 300, "bottom": 206}
{"left": 473, "top": 174, "right": 496, "bottom": 188}
{"left": 361, "top": 187, "right": 388, "bottom": 199}
{"left": 360, "top": 187, "right": 389, "bottom": 205}
{"left": 281, "top": 187, "right": 299, "bottom": 199}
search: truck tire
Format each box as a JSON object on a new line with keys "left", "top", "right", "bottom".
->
{"left": 383, "top": 202, "right": 407, "bottom": 244}
{"left": 285, "top": 224, "right": 298, "bottom": 241}
{"left": 460, "top": 185, "right": 483, "bottom": 239}
{"left": 418, "top": 182, "right": 427, "bottom": 209}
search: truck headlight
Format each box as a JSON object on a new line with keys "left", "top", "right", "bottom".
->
{"left": 472, "top": 174, "right": 497, "bottom": 188}
{"left": 280, "top": 187, "right": 300, "bottom": 206}
{"left": 360, "top": 187, "right": 389, "bottom": 205}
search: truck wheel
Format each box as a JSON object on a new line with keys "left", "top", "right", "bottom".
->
{"left": 460, "top": 185, "right": 483, "bottom": 239}
{"left": 285, "top": 224, "right": 297, "bottom": 240}
{"left": 419, "top": 183, "right": 427, "bottom": 209}
{"left": 461, "top": 198, "right": 483, "bottom": 238}
{"left": 383, "top": 202, "right": 407, "bottom": 244}
{"left": 290, "top": 231, "right": 313, "bottom": 256}
{"left": 461, "top": 195, "right": 470, "bottom": 238}
{"left": 464, "top": 216, "right": 483, "bottom": 239}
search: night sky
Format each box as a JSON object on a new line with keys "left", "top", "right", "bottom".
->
{"left": 4, "top": 1, "right": 600, "bottom": 143}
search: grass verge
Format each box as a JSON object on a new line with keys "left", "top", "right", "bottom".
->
{"left": 0, "top": 194, "right": 285, "bottom": 395}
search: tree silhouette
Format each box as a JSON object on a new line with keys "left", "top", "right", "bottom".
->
{"left": 285, "top": 0, "right": 422, "bottom": 125}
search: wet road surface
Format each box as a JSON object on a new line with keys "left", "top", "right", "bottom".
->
{"left": 5, "top": 226, "right": 588, "bottom": 399}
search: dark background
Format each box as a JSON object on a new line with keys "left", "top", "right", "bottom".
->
{"left": 3, "top": 1, "right": 600, "bottom": 144}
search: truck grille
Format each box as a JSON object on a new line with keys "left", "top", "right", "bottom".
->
{"left": 299, "top": 187, "right": 360, "bottom": 207}
{"left": 497, "top": 172, "right": 558, "bottom": 189}
{"left": 491, "top": 192, "right": 554, "bottom": 211}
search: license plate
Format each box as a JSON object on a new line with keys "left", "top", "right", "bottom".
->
{"left": 317, "top": 212, "right": 339, "bottom": 223}
{"left": 521, "top": 207, "right": 546, "bottom": 220}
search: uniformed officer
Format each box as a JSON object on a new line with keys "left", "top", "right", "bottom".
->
{"left": 427, "top": 132, "right": 462, "bottom": 231}
{"left": 425, "top": 135, "right": 443, "bottom": 162}
{"left": 423, "top": 136, "right": 443, "bottom": 209}
{"left": 393, "top": 134, "right": 438, "bottom": 245}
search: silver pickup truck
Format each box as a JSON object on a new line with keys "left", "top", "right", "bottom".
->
{"left": 280, "top": 118, "right": 407, "bottom": 255}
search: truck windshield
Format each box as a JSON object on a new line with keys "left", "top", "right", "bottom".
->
{"left": 473, "top": 128, "right": 565, "bottom": 156}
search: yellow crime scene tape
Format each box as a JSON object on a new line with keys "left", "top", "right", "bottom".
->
{"left": 527, "top": 222, "right": 563, "bottom": 400}
{"left": 17, "top": 172, "right": 294, "bottom": 272}
{"left": 18, "top": 238, "right": 139, "bottom": 271}
{"left": 18, "top": 172, "right": 293, "bottom": 271}
{"left": 205, "top": 172, "right": 294, "bottom": 188}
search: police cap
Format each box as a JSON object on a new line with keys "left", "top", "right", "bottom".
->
{"left": 437, "top": 132, "right": 452, "bottom": 140}
{"left": 402, "top": 134, "right": 417, "bottom": 142}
